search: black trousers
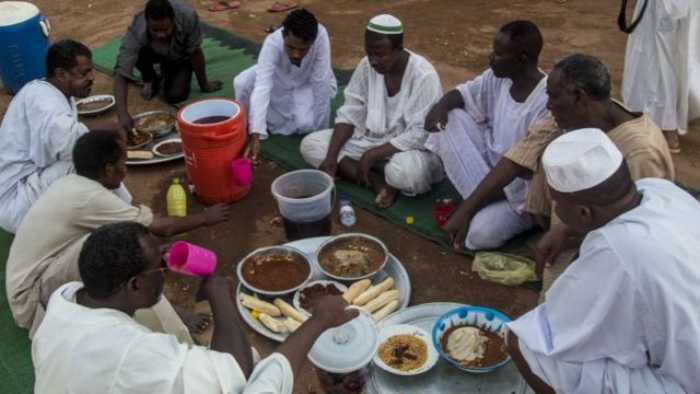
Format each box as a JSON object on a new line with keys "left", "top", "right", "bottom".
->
{"left": 135, "top": 46, "right": 193, "bottom": 104}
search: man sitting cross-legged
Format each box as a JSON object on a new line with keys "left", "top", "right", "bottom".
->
{"left": 300, "top": 14, "right": 444, "bottom": 208}
{"left": 424, "top": 20, "right": 549, "bottom": 250}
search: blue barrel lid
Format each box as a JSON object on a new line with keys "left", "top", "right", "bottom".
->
{"left": 0, "top": 1, "right": 40, "bottom": 27}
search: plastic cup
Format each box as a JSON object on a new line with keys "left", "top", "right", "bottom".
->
{"left": 231, "top": 158, "right": 253, "bottom": 187}
{"left": 167, "top": 241, "right": 217, "bottom": 277}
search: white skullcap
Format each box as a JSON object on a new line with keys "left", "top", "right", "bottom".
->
{"left": 367, "top": 14, "right": 403, "bottom": 35}
{"left": 542, "top": 128, "right": 623, "bottom": 193}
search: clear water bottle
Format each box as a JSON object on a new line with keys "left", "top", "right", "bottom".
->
{"left": 338, "top": 197, "right": 356, "bottom": 227}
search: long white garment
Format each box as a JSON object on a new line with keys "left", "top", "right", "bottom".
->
{"left": 622, "top": 0, "right": 691, "bottom": 134}
{"left": 300, "top": 51, "right": 444, "bottom": 194}
{"left": 508, "top": 179, "right": 700, "bottom": 393}
{"left": 234, "top": 26, "right": 337, "bottom": 138}
{"left": 689, "top": 1, "right": 700, "bottom": 120}
{"left": 0, "top": 79, "right": 89, "bottom": 232}
{"left": 33, "top": 282, "right": 294, "bottom": 394}
{"left": 424, "top": 70, "right": 548, "bottom": 249}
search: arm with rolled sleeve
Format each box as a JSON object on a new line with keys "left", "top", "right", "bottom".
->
{"left": 389, "top": 70, "right": 442, "bottom": 151}
{"left": 248, "top": 38, "right": 281, "bottom": 139}
{"left": 114, "top": 16, "right": 145, "bottom": 80}
{"left": 309, "top": 28, "right": 337, "bottom": 131}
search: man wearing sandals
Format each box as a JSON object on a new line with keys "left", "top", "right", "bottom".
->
{"left": 301, "top": 14, "right": 444, "bottom": 209}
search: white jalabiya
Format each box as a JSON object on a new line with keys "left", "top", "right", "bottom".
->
{"left": 301, "top": 51, "right": 444, "bottom": 195}
{"left": 425, "top": 69, "right": 548, "bottom": 249}
{"left": 508, "top": 179, "right": 700, "bottom": 394}
{"left": 689, "top": 1, "right": 700, "bottom": 120}
{"left": 622, "top": 0, "right": 692, "bottom": 134}
{"left": 234, "top": 26, "right": 337, "bottom": 138}
{"left": 0, "top": 80, "right": 89, "bottom": 232}
{"left": 33, "top": 282, "right": 294, "bottom": 394}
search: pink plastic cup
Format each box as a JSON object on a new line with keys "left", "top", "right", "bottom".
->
{"left": 231, "top": 158, "right": 253, "bottom": 187}
{"left": 167, "top": 241, "right": 217, "bottom": 277}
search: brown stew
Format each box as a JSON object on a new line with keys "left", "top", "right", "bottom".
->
{"left": 78, "top": 99, "right": 111, "bottom": 112}
{"left": 127, "top": 131, "right": 150, "bottom": 148}
{"left": 440, "top": 325, "right": 508, "bottom": 368}
{"left": 242, "top": 253, "right": 310, "bottom": 291}
{"left": 156, "top": 141, "right": 182, "bottom": 155}
{"left": 318, "top": 238, "right": 385, "bottom": 278}
{"left": 299, "top": 283, "right": 342, "bottom": 311}
{"left": 136, "top": 113, "right": 174, "bottom": 133}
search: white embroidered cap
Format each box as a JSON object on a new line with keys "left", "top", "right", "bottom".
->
{"left": 542, "top": 128, "right": 623, "bottom": 193}
{"left": 366, "top": 14, "right": 403, "bottom": 35}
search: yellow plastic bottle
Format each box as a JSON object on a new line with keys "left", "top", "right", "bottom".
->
{"left": 166, "top": 178, "right": 187, "bottom": 217}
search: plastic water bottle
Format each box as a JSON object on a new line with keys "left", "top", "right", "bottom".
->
{"left": 166, "top": 178, "right": 187, "bottom": 217}
{"left": 339, "top": 198, "right": 356, "bottom": 227}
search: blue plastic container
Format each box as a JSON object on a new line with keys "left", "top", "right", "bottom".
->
{"left": 0, "top": 2, "right": 50, "bottom": 94}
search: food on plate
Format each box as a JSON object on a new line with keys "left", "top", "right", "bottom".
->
{"left": 127, "top": 130, "right": 151, "bottom": 148}
{"left": 353, "top": 277, "right": 394, "bottom": 306}
{"left": 441, "top": 325, "right": 508, "bottom": 368}
{"left": 371, "top": 300, "right": 399, "bottom": 321}
{"left": 259, "top": 313, "right": 288, "bottom": 333}
{"left": 239, "top": 293, "right": 281, "bottom": 317}
{"left": 155, "top": 141, "right": 182, "bottom": 156}
{"left": 282, "top": 317, "right": 301, "bottom": 332}
{"left": 127, "top": 150, "right": 154, "bottom": 160}
{"left": 135, "top": 112, "right": 174, "bottom": 133}
{"left": 319, "top": 237, "right": 385, "bottom": 278}
{"left": 242, "top": 253, "right": 310, "bottom": 292}
{"left": 361, "top": 289, "right": 399, "bottom": 313}
{"left": 378, "top": 334, "right": 428, "bottom": 372}
{"left": 342, "top": 279, "right": 371, "bottom": 303}
{"left": 77, "top": 99, "right": 111, "bottom": 112}
{"left": 273, "top": 298, "right": 307, "bottom": 323}
{"left": 299, "top": 283, "right": 342, "bottom": 312}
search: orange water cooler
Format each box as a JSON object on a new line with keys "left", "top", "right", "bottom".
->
{"left": 176, "top": 98, "right": 250, "bottom": 204}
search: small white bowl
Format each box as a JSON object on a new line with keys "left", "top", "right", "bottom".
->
{"left": 293, "top": 280, "right": 348, "bottom": 316}
{"left": 152, "top": 138, "right": 183, "bottom": 157}
{"left": 373, "top": 324, "right": 439, "bottom": 376}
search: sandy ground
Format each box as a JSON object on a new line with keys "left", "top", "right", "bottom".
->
{"left": 2, "top": 1, "right": 699, "bottom": 392}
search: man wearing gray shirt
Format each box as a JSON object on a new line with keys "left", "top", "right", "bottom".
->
{"left": 114, "top": 0, "right": 222, "bottom": 131}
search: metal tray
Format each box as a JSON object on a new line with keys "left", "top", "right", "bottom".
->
{"left": 126, "top": 129, "right": 184, "bottom": 166}
{"left": 237, "top": 236, "right": 411, "bottom": 342}
{"left": 368, "top": 303, "right": 530, "bottom": 394}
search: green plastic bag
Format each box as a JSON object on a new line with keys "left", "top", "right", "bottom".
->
{"left": 471, "top": 252, "right": 538, "bottom": 286}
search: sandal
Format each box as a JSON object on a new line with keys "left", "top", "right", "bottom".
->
{"left": 663, "top": 130, "right": 681, "bottom": 154}
{"left": 267, "top": 1, "right": 297, "bottom": 12}
{"left": 209, "top": 0, "right": 240, "bottom": 12}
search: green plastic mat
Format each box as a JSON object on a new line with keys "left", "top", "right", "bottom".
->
{"left": 90, "top": 23, "right": 473, "bottom": 248}
{"left": 0, "top": 229, "right": 33, "bottom": 394}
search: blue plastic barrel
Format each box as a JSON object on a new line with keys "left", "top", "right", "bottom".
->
{"left": 0, "top": 2, "right": 50, "bottom": 94}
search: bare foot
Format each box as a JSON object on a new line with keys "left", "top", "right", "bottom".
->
{"left": 663, "top": 130, "right": 681, "bottom": 154}
{"left": 141, "top": 82, "right": 155, "bottom": 101}
{"left": 175, "top": 306, "right": 212, "bottom": 334}
{"left": 374, "top": 186, "right": 398, "bottom": 209}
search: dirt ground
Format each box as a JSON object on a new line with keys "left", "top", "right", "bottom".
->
{"left": 2, "top": 1, "right": 699, "bottom": 392}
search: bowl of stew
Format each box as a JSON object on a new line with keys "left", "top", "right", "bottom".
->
{"left": 237, "top": 246, "right": 313, "bottom": 296}
{"left": 315, "top": 233, "right": 388, "bottom": 281}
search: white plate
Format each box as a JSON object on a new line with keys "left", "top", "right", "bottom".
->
{"left": 152, "top": 138, "right": 183, "bottom": 158}
{"left": 236, "top": 236, "right": 412, "bottom": 342}
{"left": 373, "top": 324, "right": 439, "bottom": 376}
{"left": 76, "top": 94, "right": 115, "bottom": 115}
{"left": 292, "top": 279, "right": 348, "bottom": 317}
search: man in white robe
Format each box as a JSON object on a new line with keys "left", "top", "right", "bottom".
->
{"left": 7, "top": 130, "right": 230, "bottom": 338}
{"left": 507, "top": 128, "right": 700, "bottom": 394}
{"left": 235, "top": 9, "right": 337, "bottom": 162}
{"left": 32, "top": 222, "right": 357, "bottom": 393}
{"left": 424, "top": 21, "right": 548, "bottom": 250}
{"left": 301, "top": 14, "right": 443, "bottom": 208}
{"left": 0, "top": 40, "right": 115, "bottom": 233}
{"left": 620, "top": 0, "right": 692, "bottom": 153}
